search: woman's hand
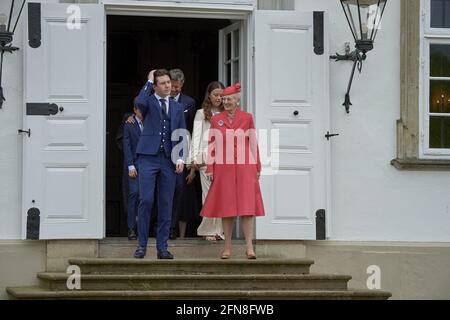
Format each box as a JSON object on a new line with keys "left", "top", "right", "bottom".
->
{"left": 126, "top": 115, "right": 135, "bottom": 124}
{"left": 206, "top": 172, "right": 214, "bottom": 181}
{"left": 257, "top": 172, "right": 260, "bottom": 180}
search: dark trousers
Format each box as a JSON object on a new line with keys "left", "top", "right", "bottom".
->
{"left": 171, "top": 169, "right": 187, "bottom": 233}
{"left": 137, "top": 153, "right": 176, "bottom": 252}
{"left": 127, "top": 171, "right": 139, "bottom": 230}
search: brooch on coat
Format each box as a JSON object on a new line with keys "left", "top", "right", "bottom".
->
{"left": 218, "top": 120, "right": 224, "bottom": 127}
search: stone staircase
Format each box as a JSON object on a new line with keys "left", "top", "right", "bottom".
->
{"left": 6, "top": 239, "right": 392, "bottom": 300}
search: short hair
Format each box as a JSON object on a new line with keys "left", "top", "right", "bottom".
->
{"left": 153, "top": 69, "right": 171, "bottom": 85}
{"left": 169, "top": 69, "right": 185, "bottom": 82}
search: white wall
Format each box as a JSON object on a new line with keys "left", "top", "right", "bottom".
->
{"left": 1, "top": 0, "right": 449, "bottom": 241}
{"left": 296, "top": 0, "right": 450, "bottom": 241}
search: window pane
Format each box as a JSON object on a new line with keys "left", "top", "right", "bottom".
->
{"left": 431, "top": 0, "right": 450, "bottom": 28}
{"left": 430, "top": 44, "right": 450, "bottom": 77}
{"left": 233, "top": 60, "right": 240, "bottom": 84}
{"left": 226, "top": 33, "right": 231, "bottom": 61}
{"left": 429, "top": 80, "right": 450, "bottom": 113}
{"left": 430, "top": 116, "right": 450, "bottom": 148}
{"left": 233, "top": 30, "right": 240, "bottom": 59}
{"left": 226, "top": 63, "right": 231, "bottom": 86}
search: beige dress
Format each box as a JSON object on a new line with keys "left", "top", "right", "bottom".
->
{"left": 189, "top": 109, "right": 224, "bottom": 239}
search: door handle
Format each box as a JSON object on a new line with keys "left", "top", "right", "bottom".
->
{"left": 325, "top": 131, "right": 339, "bottom": 140}
{"left": 18, "top": 129, "right": 31, "bottom": 137}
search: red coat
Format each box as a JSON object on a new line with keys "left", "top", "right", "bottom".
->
{"left": 200, "top": 108, "right": 265, "bottom": 218}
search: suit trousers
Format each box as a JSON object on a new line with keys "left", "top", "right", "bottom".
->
{"left": 137, "top": 152, "right": 176, "bottom": 252}
{"left": 127, "top": 169, "right": 139, "bottom": 230}
{"left": 171, "top": 169, "right": 187, "bottom": 232}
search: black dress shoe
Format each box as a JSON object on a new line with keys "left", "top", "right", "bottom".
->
{"left": 134, "top": 246, "right": 146, "bottom": 259}
{"left": 157, "top": 251, "right": 174, "bottom": 259}
{"left": 128, "top": 229, "right": 137, "bottom": 240}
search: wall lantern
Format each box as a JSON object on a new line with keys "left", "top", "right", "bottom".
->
{"left": 331, "top": 0, "right": 387, "bottom": 113}
{"left": 0, "top": 0, "right": 26, "bottom": 108}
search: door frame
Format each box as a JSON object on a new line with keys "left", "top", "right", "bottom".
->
{"left": 101, "top": 0, "right": 255, "bottom": 238}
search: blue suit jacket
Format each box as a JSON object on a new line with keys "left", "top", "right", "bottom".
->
{"left": 122, "top": 117, "right": 141, "bottom": 168}
{"left": 177, "top": 94, "right": 196, "bottom": 134}
{"left": 135, "top": 83, "right": 187, "bottom": 160}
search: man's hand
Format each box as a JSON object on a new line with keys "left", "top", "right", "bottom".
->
{"left": 191, "top": 161, "right": 199, "bottom": 171}
{"left": 129, "top": 169, "right": 138, "bottom": 178}
{"left": 176, "top": 162, "right": 184, "bottom": 174}
{"left": 186, "top": 168, "right": 196, "bottom": 185}
{"left": 126, "top": 115, "right": 135, "bottom": 124}
{"left": 148, "top": 70, "right": 156, "bottom": 82}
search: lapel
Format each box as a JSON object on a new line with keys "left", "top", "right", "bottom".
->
{"left": 216, "top": 111, "right": 232, "bottom": 129}
{"left": 133, "top": 117, "right": 142, "bottom": 136}
{"left": 169, "top": 99, "right": 178, "bottom": 130}
{"left": 231, "top": 108, "right": 243, "bottom": 129}
{"left": 218, "top": 108, "right": 242, "bottom": 129}
{"left": 149, "top": 95, "right": 162, "bottom": 120}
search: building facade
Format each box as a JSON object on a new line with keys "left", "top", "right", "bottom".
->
{"left": 0, "top": 0, "right": 450, "bottom": 299}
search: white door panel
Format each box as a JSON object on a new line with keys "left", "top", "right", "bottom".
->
{"left": 22, "top": 3, "right": 105, "bottom": 239}
{"left": 255, "top": 11, "right": 329, "bottom": 240}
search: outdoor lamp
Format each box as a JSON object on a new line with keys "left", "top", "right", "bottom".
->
{"left": 0, "top": 0, "right": 26, "bottom": 108}
{"left": 331, "top": 0, "right": 387, "bottom": 113}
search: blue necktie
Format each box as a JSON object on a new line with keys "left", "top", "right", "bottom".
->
{"left": 160, "top": 98, "right": 167, "bottom": 115}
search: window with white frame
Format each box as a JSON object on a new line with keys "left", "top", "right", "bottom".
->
{"left": 219, "top": 22, "right": 242, "bottom": 87}
{"left": 422, "top": 0, "right": 450, "bottom": 157}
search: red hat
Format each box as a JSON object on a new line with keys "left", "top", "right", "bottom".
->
{"left": 222, "top": 83, "right": 241, "bottom": 96}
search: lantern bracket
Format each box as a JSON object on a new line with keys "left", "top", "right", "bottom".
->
{"left": 330, "top": 46, "right": 367, "bottom": 113}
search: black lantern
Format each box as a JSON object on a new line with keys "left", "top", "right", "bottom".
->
{"left": 331, "top": 0, "right": 387, "bottom": 113}
{"left": 0, "top": 0, "right": 26, "bottom": 108}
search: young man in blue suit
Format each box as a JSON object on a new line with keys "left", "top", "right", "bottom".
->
{"left": 122, "top": 101, "right": 144, "bottom": 240}
{"left": 134, "top": 69, "right": 187, "bottom": 259}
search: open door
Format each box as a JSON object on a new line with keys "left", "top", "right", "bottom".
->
{"left": 21, "top": 3, "right": 105, "bottom": 239}
{"left": 255, "top": 11, "right": 330, "bottom": 240}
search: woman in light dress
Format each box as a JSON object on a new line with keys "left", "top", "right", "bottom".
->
{"left": 188, "top": 81, "right": 225, "bottom": 241}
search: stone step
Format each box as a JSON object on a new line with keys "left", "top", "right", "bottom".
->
{"left": 67, "top": 258, "right": 314, "bottom": 275}
{"left": 98, "top": 238, "right": 307, "bottom": 259}
{"left": 37, "top": 272, "right": 350, "bottom": 291}
{"left": 99, "top": 238, "right": 248, "bottom": 259}
{"left": 6, "top": 286, "right": 392, "bottom": 300}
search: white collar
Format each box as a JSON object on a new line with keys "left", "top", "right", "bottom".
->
{"left": 135, "top": 116, "right": 143, "bottom": 124}
{"left": 154, "top": 93, "right": 169, "bottom": 104}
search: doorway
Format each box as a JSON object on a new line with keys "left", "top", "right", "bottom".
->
{"left": 105, "top": 15, "right": 232, "bottom": 237}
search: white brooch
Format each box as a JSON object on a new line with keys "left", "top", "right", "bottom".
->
{"left": 218, "top": 120, "right": 224, "bottom": 127}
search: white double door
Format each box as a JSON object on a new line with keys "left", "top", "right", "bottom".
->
{"left": 21, "top": 3, "right": 329, "bottom": 240}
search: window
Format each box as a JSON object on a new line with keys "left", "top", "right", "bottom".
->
{"left": 392, "top": 0, "right": 450, "bottom": 169}
{"left": 220, "top": 22, "right": 242, "bottom": 87}
{"left": 422, "top": 0, "right": 450, "bottom": 157}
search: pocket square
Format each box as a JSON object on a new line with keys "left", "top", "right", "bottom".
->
{"left": 184, "top": 110, "right": 188, "bottom": 113}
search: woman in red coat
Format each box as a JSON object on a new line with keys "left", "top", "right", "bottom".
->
{"left": 200, "top": 83, "right": 265, "bottom": 259}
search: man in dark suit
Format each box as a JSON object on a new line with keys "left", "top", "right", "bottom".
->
{"left": 168, "top": 69, "right": 197, "bottom": 239}
{"left": 122, "top": 101, "right": 143, "bottom": 240}
{"left": 133, "top": 69, "right": 187, "bottom": 259}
